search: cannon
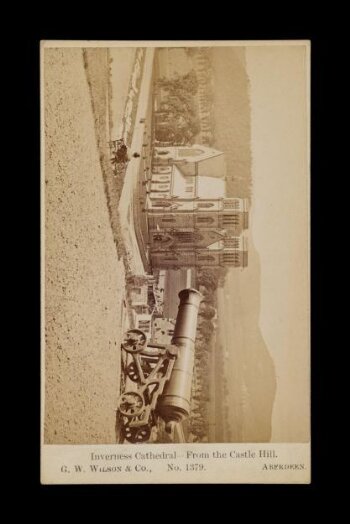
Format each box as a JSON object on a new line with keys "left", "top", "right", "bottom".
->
{"left": 117, "top": 288, "right": 202, "bottom": 443}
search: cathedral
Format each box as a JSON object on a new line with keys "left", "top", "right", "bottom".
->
{"left": 145, "top": 144, "right": 249, "bottom": 269}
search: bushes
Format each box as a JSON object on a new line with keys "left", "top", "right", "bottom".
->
{"left": 197, "top": 269, "right": 219, "bottom": 291}
{"left": 189, "top": 265, "right": 229, "bottom": 440}
{"left": 200, "top": 304, "right": 216, "bottom": 320}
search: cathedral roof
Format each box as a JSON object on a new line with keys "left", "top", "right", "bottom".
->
{"left": 176, "top": 153, "right": 226, "bottom": 180}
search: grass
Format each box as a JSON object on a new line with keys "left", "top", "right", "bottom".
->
{"left": 83, "top": 48, "right": 130, "bottom": 272}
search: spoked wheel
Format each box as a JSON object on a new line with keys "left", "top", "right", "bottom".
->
{"left": 126, "top": 362, "right": 140, "bottom": 382}
{"left": 118, "top": 391, "right": 144, "bottom": 417}
{"left": 121, "top": 329, "right": 147, "bottom": 353}
{"left": 123, "top": 424, "right": 151, "bottom": 443}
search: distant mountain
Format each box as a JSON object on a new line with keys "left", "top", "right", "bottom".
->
{"left": 217, "top": 238, "right": 276, "bottom": 442}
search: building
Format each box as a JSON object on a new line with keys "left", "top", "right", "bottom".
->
{"left": 128, "top": 273, "right": 166, "bottom": 331}
{"left": 133, "top": 313, "right": 152, "bottom": 340}
{"left": 145, "top": 145, "right": 249, "bottom": 269}
{"left": 152, "top": 317, "right": 175, "bottom": 345}
{"left": 129, "top": 283, "right": 148, "bottom": 309}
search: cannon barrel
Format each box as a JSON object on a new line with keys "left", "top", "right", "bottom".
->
{"left": 157, "top": 288, "right": 202, "bottom": 422}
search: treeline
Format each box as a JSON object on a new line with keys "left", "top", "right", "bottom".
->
{"left": 189, "top": 267, "right": 227, "bottom": 441}
{"left": 190, "top": 48, "right": 215, "bottom": 147}
{"left": 186, "top": 47, "right": 253, "bottom": 200}
{"left": 154, "top": 71, "right": 200, "bottom": 145}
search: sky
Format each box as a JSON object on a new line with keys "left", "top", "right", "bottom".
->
{"left": 246, "top": 44, "right": 310, "bottom": 442}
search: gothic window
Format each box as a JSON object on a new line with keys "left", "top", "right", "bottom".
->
{"left": 157, "top": 150, "right": 169, "bottom": 156}
{"left": 176, "top": 233, "right": 192, "bottom": 242}
{"left": 153, "top": 158, "right": 170, "bottom": 166}
{"left": 223, "top": 252, "right": 240, "bottom": 265}
{"left": 225, "top": 238, "right": 240, "bottom": 249}
{"left": 153, "top": 233, "right": 172, "bottom": 243}
{"left": 223, "top": 214, "right": 240, "bottom": 225}
{"left": 224, "top": 200, "right": 240, "bottom": 209}
{"left": 174, "top": 231, "right": 203, "bottom": 243}
{"left": 198, "top": 202, "right": 215, "bottom": 208}
{"left": 162, "top": 217, "right": 176, "bottom": 222}
{"left": 153, "top": 200, "right": 172, "bottom": 207}
{"left": 159, "top": 176, "right": 170, "bottom": 180}
{"left": 196, "top": 216, "right": 214, "bottom": 224}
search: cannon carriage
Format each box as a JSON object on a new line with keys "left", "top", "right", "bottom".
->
{"left": 117, "top": 288, "right": 202, "bottom": 443}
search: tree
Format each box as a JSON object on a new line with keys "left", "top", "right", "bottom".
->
{"left": 197, "top": 269, "right": 219, "bottom": 291}
{"left": 155, "top": 70, "right": 200, "bottom": 146}
{"left": 200, "top": 304, "right": 216, "bottom": 320}
{"left": 199, "top": 321, "right": 213, "bottom": 340}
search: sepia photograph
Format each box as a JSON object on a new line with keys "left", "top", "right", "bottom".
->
{"left": 41, "top": 40, "right": 310, "bottom": 483}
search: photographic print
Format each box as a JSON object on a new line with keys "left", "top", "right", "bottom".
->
{"left": 41, "top": 41, "right": 310, "bottom": 483}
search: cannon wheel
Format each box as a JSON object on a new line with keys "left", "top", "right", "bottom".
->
{"left": 123, "top": 424, "right": 151, "bottom": 443}
{"left": 118, "top": 391, "right": 144, "bottom": 417}
{"left": 121, "top": 329, "right": 147, "bottom": 353}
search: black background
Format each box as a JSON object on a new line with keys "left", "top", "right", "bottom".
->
{"left": 11, "top": 5, "right": 335, "bottom": 505}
